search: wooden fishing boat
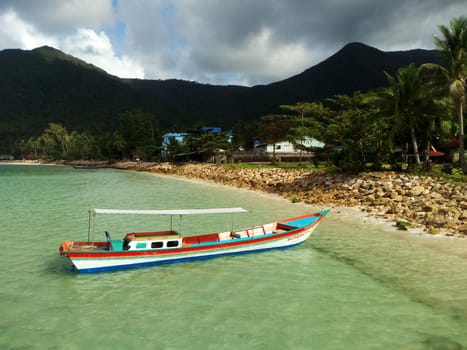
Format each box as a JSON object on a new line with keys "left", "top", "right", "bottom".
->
{"left": 59, "top": 208, "right": 330, "bottom": 273}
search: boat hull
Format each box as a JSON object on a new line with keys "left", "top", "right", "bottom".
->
{"left": 66, "top": 225, "right": 318, "bottom": 273}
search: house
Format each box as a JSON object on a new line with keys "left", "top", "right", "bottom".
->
{"left": 250, "top": 137, "right": 325, "bottom": 163}
{"left": 0, "top": 154, "right": 14, "bottom": 161}
{"left": 255, "top": 137, "right": 324, "bottom": 153}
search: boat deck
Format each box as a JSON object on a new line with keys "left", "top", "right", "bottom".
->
{"left": 59, "top": 241, "right": 109, "bottom": 254}
{"left": 182, "top": 222, "right": 294, "bottom": 246}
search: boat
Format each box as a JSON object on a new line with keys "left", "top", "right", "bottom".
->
{"left": 71, "top": 161, "right": 108, "bottom": 169}
{"left": 59, "top": 208, "right": 330, "bottom": 273}
{"left": 73, "top": 165, "right": 106, "bottom": 169}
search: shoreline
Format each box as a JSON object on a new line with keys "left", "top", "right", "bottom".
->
{"left": 109, "top": 161, "right": 466, "bottom": 238}
{"left": 4, "top": 160, "right": 465, "bottom": 238}
{"left": 157, "top": 171, "right": 428, "bottom": 236}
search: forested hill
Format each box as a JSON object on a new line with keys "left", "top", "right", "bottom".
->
{"left": 0, "top": 43, "right": 441, "bottom": 148}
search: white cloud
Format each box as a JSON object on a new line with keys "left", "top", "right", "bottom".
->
{"left": 62, "top": 28, "right": 144, "bottom": 79}
{"left": 0, "top": 7, "right": 144, "bottom": 80}
{"left": 0, "top": 9, "right": 58, "bottom": 49}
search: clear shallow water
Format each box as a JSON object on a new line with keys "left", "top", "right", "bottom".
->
{"left": 1, "top": 164, "right": 467, "bottom": 349}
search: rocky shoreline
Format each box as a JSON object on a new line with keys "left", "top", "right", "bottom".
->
{"left": 103, "top": 161, "right": 466, "bottom": 238}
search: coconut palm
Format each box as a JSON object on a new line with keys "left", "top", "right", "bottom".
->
{"left": 434, "top": 16, "right": 467, "bottom": 173}
{"left": 370, "top": 63, "right": 441, "bottom": 167}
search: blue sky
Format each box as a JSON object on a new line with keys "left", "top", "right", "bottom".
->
{"left": 102, "top": 20, "right": 126, "bottom": 57}
{"left": 0, "top": 0, "right": 465, "bottom": 86}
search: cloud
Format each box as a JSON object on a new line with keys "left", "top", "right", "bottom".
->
{"left": 117, "top": 0, "right": 317, "bottom": 84}
{"left": 0, "top": 9, "right": 58, "bottom": 49}
{"left": 0, "top": 0, "right": 114, "bottom": 34}
{"left": 117, "top": 0, "right": 466, "bottom": 85}
{"left": 62, "top": 28, "right": 144, "bottom": 78}
{"left": 1, "top": 0, "right": 466, "bottom": 86}
{"left": 0, "top": 2, "right": 143, "bottom": 79}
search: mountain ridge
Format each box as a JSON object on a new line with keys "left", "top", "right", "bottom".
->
{"left": 0, "top": 42, "right": 441, "bottom": 150}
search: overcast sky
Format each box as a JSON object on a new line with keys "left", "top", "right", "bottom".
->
{"left": 0, "top": 0, "right": 464, "bottom": 86}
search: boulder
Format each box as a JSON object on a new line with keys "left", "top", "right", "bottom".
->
{"left": 408, "top": 185, "right": 425, "bottom": 196}
{"left": 423, "top": 204, "right": 436, "bottom": 213}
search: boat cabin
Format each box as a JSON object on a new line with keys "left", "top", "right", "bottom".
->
{"left": 122, "top": 231, "right": 182, "bottom": 251}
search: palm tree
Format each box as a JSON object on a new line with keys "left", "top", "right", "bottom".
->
{"left": 434, "top": 16, "right": 467, "bottom": 173}
{"left": 370, "top": 64, "right": 440, "bottom": 167}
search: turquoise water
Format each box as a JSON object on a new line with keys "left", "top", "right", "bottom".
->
{"left": 1, "top": 164, "right": 467, "bottom": 349}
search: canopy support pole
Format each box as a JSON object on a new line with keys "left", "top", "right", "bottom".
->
{"left": 87, "top": 210, "right": 92, "bottom": 242}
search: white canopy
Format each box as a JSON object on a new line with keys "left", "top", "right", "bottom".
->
{"left": 90, "top": 208, "right": 248, "bottom": 216}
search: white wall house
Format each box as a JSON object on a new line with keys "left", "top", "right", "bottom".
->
{"left": 255, "top": 137, "right": 324, "bottom": 153}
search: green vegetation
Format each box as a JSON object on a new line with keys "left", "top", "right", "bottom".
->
{"left": 430, "top": 165, "right": 466, "bottom": 185}
{"left": 396, "top": 221, "right": 411, "bottom": 231}
{"left": 434, "top": 16, "right": 467, "bottom": 173}
{"left": 20, "top": 109, "right": 163, "bottom": 161}
{"left": 183, "top": 126, "right": 231, "bottom": 160}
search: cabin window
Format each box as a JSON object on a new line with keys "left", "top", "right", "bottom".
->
{"left": 151, "top": 241, "right": 163, "bottom": 249}
{"left": 136, "top": 242, "right": 147, "bottom": 249}
{"left": 167, "top": 240, "right": 179, "bottom": 248}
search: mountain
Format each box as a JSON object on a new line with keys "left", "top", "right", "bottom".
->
{"left": 0, "top": 46, "right": 134, "bottom": 145}
{"left": 265, "top": 42, "right": 441, "bottom": 99}
{"left": 0, "top": 43, "right": 441, "bottom": 150}
{"left": 245, "top": 43, "right": 442, "bottom": 114}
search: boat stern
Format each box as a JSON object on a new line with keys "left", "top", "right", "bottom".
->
{"left": 59, "top": 241, "right": 72, "bottom": 255}
{"left": 59, "top": 240, "right": 110, "bottom": 255}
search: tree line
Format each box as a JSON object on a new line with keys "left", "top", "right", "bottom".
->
{"left": 18, "top": 112, "right": 232, "bottom": 163}
{"left": 19, "top": 109, "right": 161, "bottom": 161}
